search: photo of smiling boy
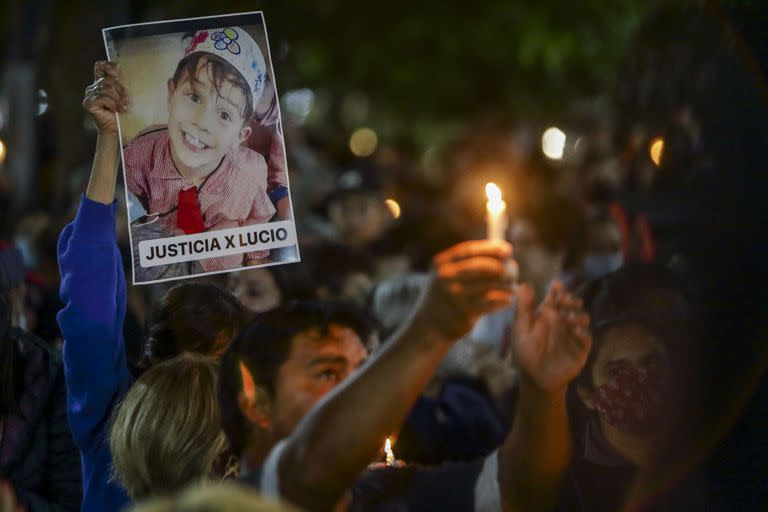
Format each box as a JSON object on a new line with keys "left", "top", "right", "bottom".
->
{"left": 123, "top": 25, "right": 287, "bottom": 274}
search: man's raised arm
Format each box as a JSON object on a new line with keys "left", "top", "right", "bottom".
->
{"left": 276, "top": 240, "right": 518, "bottom": 511}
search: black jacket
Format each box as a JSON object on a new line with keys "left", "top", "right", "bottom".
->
{"left": 0, "top": 328, "right": 82, "bottom": 511}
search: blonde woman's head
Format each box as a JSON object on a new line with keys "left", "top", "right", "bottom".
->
{"left": 110, "top": 353, "right": 228, "bottom": 499}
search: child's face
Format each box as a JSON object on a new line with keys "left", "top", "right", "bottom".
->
{"left": 167, "top": 57, "right": 252, "bottom": 176}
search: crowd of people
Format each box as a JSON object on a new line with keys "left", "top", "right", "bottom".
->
{"left": 1, "top": 3, "right": 767, "bottom": 511}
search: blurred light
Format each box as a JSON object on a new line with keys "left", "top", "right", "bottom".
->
{"left": 542, "top": 127, "right": 566, "bottom": 160}
{"left": 0, "top": 139, "right": 6, "bottom": 164}
{"left": 349, "top": 127, "right": 378, "bottom": 157}
{"left": 649, "top": 137, "right": 664, "bottom": 167}
{"left": 37, "top": 89, "right": 48, "bottom": 116}
{"left": 282, "top": 88, "right": 314, "bottom": 124}
{"left": 385, "top": 198, "right": 401, "bottom": 219}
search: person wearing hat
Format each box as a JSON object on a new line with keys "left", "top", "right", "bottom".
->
{"left": 0, "top": 243, "right": 82, "bottom": 511}
{"left": 320, "top": 167, "right": 395, "bottom": 249}
{"left": 118, "top": 26, "right": 288, "bottom": 273}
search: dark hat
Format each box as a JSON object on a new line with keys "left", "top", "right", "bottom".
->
{"left": 575, "top": 263, "right": 695, "bottom": 388}
{"left": 0, "top": 241, "right": 25, "bottom": 292}
{"left": 581, "top": 263, "right": 692, "bottom": 341}
{"left": 315, "top": 165, "right": 387, "bottom": 218}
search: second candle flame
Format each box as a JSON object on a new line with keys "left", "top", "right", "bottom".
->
{"left": 385, "top": 437, "right": 396, "bottom": 467}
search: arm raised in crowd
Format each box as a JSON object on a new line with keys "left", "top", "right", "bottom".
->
{"left": 499, "top": 281, "right": 591, "bottom": 512}
{"left": 83, "top": 61, "right": 127, "bottom": 205}
{"left": 58, "top": 61, "right": 131, "bottom": 449}
{"left": 275, "top": 240, "right": 517, "bottom": 511}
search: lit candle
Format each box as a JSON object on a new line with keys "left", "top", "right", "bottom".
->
{"left": 485, "top": 183, "right": 507, "bottom": 241}
{"left": 385, "top": 437, "right": 396, "bottom": 467}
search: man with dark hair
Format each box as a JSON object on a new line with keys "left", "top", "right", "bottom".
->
{"left": 219, "top": 301, "right": 377, "bottom": 459}
{"left": 220, "top": 241, "right": 594, "bottom": 511}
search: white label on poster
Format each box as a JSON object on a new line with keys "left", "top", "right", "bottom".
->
{"left": 138, "top": 220, "right": 297, "bottom": 267}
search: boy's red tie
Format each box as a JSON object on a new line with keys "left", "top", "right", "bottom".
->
{"left": 176, "top": 187, "right": 206, "bottom": 234}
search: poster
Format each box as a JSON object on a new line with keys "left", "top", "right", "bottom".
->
{"left": 103, "top": 12, "right": 300, "bottom": 285}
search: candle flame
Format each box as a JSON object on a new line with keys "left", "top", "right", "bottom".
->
{"left": 486, "top": 183, "right": 506, "bottom": 217}
{"left": 485, "top": 183, "right": 502, "bottom": 204}
{"left": 384, "top": 437, "right": 396, "bottom": 466}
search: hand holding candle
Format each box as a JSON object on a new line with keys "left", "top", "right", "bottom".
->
{"left": 485, "top": 183, "right": 507, "bottom": 241}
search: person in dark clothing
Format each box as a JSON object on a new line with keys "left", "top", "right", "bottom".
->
{"left": 0, "top": 244, "right": 82, "bottom": 511}
{"left": 552, "top": 264, "right": 694, "bottom": 511}
{"left": 394, "top": 375, "right": 510, "bottom": 466}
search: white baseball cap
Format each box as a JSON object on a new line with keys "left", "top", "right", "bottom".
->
{"left": 184, "top": 26, "right": 267, "bottom": 110}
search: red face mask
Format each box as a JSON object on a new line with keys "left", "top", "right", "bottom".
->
{"left": 176, "top": 187, "right": 206, "bottom": 235}
{"left": 592, "top": 365, "right": 664, "bottom": 436}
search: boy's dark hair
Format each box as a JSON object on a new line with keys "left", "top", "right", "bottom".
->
{"left": 172, "top": 52, "right": 254, "bottom": 125}
{"left": 218, "top": 300, "right": 377, "bottom": 455}
{"left": 576, "top": 263, "right": 693, "bottom": 389}
{"left": 139, "top": 283, "right": 250, "bottom": 370}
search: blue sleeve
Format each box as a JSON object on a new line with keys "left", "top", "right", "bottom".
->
{"left": 267, "top": 185, "right": 289, "bottom": 207}
{"left": 56, "top": 195, "right": 132, "bottom": 452}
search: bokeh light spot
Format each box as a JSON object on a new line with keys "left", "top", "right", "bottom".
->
{"left": 349, "top": 127, "right": 378, "bottom": 157}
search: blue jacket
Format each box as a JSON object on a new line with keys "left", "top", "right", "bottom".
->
{"left": 57, "top": 196, "right": 134, "bottom": 512}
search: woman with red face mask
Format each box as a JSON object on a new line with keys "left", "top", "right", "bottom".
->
{"left": 555, "top": 264, "right": 694, "bottom": 511}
